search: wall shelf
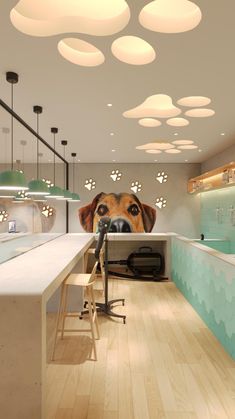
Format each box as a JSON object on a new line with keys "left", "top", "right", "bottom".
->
{"left": 188, "top": 161, "right": 235, "bottom": 193}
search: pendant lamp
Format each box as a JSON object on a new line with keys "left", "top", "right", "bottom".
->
{"left": 27, "top": 106, "right": 50, "bottom": 197}
{"left": 47, "top": 128, "right": 64, "bottom": 199}
{"left": 14, "top": 141, "right": 31, "bottom": 201}
{"left": 57, "top": 140, "right": 73, "bottom": 200}
{"left": 70, "top": 152, "right": 81, "bottom": 202}
{"left": 0, "top": 72, "right": 28, "bottom": 192}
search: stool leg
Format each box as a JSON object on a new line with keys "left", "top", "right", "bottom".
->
{"left": 99, "top": 252, "right": 105, "bottom": 294}
{"left": 61, "top": 285, "right": 69, "bottom": 339}
{"left": 87, "top": 286, "right": 97, "bottom": 361}
{"left": 51, "top": 281, "right": 66, "bottom": 361}
{"left": 84, "top": 251, "right": 89, "bottom": 273}
{"left": 91, "top": 284, "right": 100, "bottom": 340}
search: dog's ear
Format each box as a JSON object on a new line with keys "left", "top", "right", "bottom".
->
{"left": 79, "top": 192, "right": 105, "bottom": 232}
{"left": 141, "top": 204, "right": 156, "bottom": 232}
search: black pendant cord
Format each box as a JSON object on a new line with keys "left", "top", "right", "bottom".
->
{"left": 73, "top": 156, "right": 75, "bottom": 193}
{"left": 53, "top": 134, "right": 56, "bottom": 185}
{"left": 36, "top": 112, "right": 39, "bottom": 179}
{"left": 11, "top": 82, "right": 14, "bottom": 170}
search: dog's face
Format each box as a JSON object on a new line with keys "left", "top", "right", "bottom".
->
{"left": 79, "top": 192, "right": 156, "bottom": 233}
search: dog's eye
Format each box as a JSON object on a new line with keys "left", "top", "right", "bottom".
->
{"left": 97, "top": 204, "right": 108, "bottom": 216}
{"left": 128, "top": 204, "right": 140, "bottom": 216}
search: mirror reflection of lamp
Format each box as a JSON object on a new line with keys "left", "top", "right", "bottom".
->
{"left": 0, "top": 210, "right": 9, "bottom": 222}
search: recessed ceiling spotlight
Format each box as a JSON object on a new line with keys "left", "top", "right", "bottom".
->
{"left": 154, "top": 159, "right": 158, "bottom": 162}
{"left": 220, "top": 133, "right": 225, "bottom": 136}
{"left": 112, "top": 159, "right": 116, "bottom": 162}
{"left": 112, "top": 149, "right": 116, "bottom": 152}
{"left": 198, "top": 149, "right": 202, "bottom": 152}
{"left": 107, "top": 103, "right": 112, "bottom": 107}
{"left": 174, "top": 133, "right": 178, "bottom": 136}
{"left": 185, "top": 159, "right": 188, "bottom": 162}
{"left": 110, "top": 132, "right": 114, "bottom": 136}
{"left": 77, "top": 159, "right": 81, "bottom": 162}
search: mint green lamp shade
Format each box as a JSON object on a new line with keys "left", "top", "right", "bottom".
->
{"left": 27, "top": 179, "right": 50, "bottom": 196}
{"left": 0, "top": 170, "right": 29, "bottom": 191}
{"left": 70, "top": 192, "right": 81, "bottom": 202}
{"left": 57, "top": 189, "right": 73, "bottom": 200}
{"left": 47, "top": 185, "right": 64, "bottom": 199}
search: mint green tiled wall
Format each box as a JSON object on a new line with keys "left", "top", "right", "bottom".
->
{"left": 201, "top": 186, "right": 235, "bottom": 240}
{"left": 171, "top": 237, "right": 235, "bottom": 359}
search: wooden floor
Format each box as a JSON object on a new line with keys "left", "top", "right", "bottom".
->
{"left": 46, "top": 277, "right": 235, "bottom": 419}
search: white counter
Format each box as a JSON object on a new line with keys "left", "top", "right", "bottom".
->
{"left": 0, "top": 232, "right": 173, "bottom": 419}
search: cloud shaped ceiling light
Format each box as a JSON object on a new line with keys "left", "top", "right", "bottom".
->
{"left": 124, "top": 94, "right": 181, "bottom": 119}
{"left": 146, "top": 149, "right": 162, "bottom": 154}
{"left": 111, "top": 36, "right": 156, "bottom": 65}
{"left": 166, "top": 117, "right": 189, "bottom": 127}
{"left": 136, "top": 142, "right": 175, "bottom": 150}
{"left": 58, "top": 38, "right": 104, "bottom": 66}
{"left": 172, "top": 139, "right": 194, "bottom": 145}
{"left": 139, "top": 0, "right": 202, "bottom": 33}
{"left": 165, "top": 149, "right": 182, "bottom": 154}
{"left": 185, "top": 108, "right": 215, "bottom": 117}
{"left": 177, "top": 96, "right": 211, "bottom": 107}
{"left": 10, "top": 0, "right": 130, "bottom": 37}
{"left": 138, "top": 118, "right": 162, "bottom": 127}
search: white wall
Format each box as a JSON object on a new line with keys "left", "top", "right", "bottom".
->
{"left": 201, "top": 143, "right": 235, "bottom": 172}
{"left": 69, "top": 163, "right": 201, "bottom": 238}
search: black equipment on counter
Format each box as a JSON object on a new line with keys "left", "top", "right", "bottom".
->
{"left": 95, "top": 217, "right": 111, "bottom": 259}
{"left": 127, "top": 246, "right": 164, "bottom": 279}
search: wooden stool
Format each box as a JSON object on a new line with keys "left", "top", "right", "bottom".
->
{"left": 84, "top": 247, "right": 105, "bottom": 292}
{"left": 51, "top": 261, "right": 100, "bottom": 361}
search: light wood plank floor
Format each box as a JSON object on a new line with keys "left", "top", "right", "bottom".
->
{"left": 46, "top": 278, "right": 235, "bottom": 419}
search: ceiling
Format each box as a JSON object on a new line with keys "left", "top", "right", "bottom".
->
{"left": 0, "top": 0, "right": 235, "bottom": 164}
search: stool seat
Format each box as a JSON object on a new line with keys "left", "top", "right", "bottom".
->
{"left": 66, "top": 273, "right": 95, "bottom": 287}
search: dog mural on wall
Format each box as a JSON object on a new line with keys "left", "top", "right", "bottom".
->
{"left": 79, "top": 192, "right": 156, "bottom": 233}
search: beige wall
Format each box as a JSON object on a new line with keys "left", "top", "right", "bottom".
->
{"left": 201, "top": 143, "right": 235, "bottom": 172}
{"left": 69, "top": 163, "right": 201, "bottom": 238}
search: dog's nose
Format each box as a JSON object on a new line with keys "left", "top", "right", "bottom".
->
{"left": 109, "top": 218, "right": 131, "bottom": 233}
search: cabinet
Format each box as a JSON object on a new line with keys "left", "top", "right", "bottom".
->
{"left": 188, "top": 162, "right": 235, "bottom": 193}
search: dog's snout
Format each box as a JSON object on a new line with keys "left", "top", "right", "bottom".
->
{"left": 109, "top": 218, "right": 131, "bottom": 233}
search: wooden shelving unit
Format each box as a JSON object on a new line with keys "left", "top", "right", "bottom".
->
{"left": 188, "top": 161, "right": 235, "bottom": 193}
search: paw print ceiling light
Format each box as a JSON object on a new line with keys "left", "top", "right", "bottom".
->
{"left": 130, "top": 181, "right": 142, "bottom": 193}
{"left": 0, "top": 210, "right": 9, "bottom": 222}
{"left": 10, "top": 0, "right": 201, "bottom": 67}
{"left": 156, "top": 172, "right": 168, "bottom": 184}
{"left": 155, "top": 197, "right": 167, "bottom": 209}
{"left": 41, "top": 205, "right": 54, "bottom": 218}
{"left": 85, "top": 179, "right": 96, "bottom": 191}
{"left": 110, "top": 170, "right": 122, "bottom": 182}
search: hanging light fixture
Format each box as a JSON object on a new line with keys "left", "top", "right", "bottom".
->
{"left": 14, "top": 141, "right": 31, "bottom": 202}
{"left": 0, "top": 72, "right": 28, "bottom": 192}
{"left": 27, "top": 105, "right": 50, "bottom": 197}
{"left": 57, "top": 140, "right": 73, "bottom": 200}
{"left": 47, "top": 127, "right": 64, "bottom": 199}
{"left": 0, "top": 127, "right": 14, "bottom": 199}
{"left": 70, "top": 152, "right": 81, "bottom": 202}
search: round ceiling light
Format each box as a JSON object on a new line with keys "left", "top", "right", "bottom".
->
{"left": 111, "top": 36, "right": 156, "bottom": 65}
{"left": 178, "top": 145, "right": 198, "bottom": 149}
{"left": 137, "top": 142, "right": 175, "bottom": 150}
{"left": 58, "top": 38, "right": 104, "bottom": 67}
{"left": 146, "top": 149, "right": 162, "bottom": 154}
{"left": 185, "top": 108, "right": 215, "bottom": 117}
{"left": 138, "top": 118, "right": 162, "bottom": 127}
{"left": 172, "top": 139, "right": 194, "bottom": 145}
{"left": 177, "top": 96, "right": 211, "bottom": 107}
{"left": 166, "top": 117, "right": 189, "bottom": 127}
{"left": 139, "top": 0, "right": 202, "bottom": 33}
{"left": 123, "top": 94, "right": 181, "bottom": 118}
{"left": 10, "top": 0, "right": 130, "bottom": 36}
{"left": 165, "top": 149, "right": 182, "bottom": 154}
